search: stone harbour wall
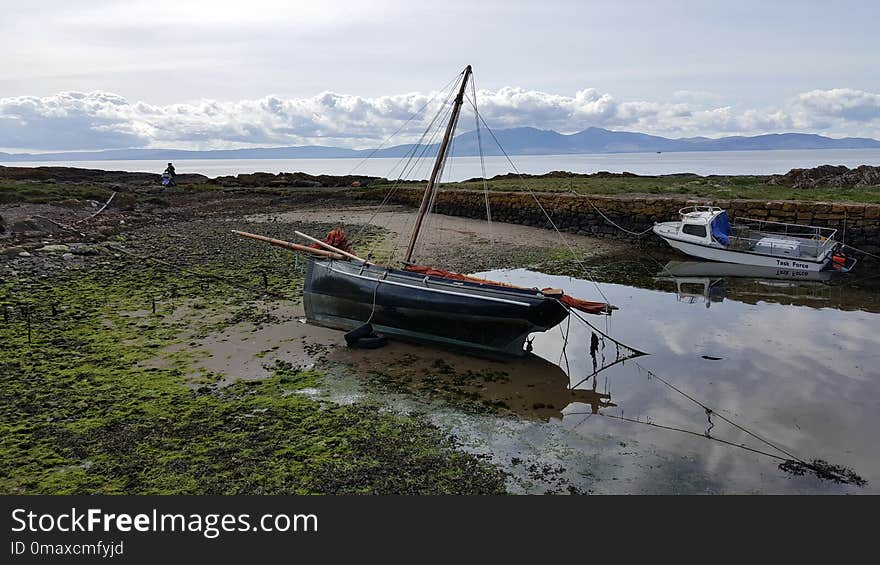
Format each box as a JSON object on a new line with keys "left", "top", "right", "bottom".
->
{"left": 359, "top": 188, "right": 880, "bottom": 256}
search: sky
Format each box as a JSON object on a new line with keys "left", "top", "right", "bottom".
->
{"left": 1, "top": 0, "right": 878, "bottom": 152}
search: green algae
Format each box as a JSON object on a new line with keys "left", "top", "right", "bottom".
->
{"left": 0, "top": 247, "right": 506, "bottom": 494}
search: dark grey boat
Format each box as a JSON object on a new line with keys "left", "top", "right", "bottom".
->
{"left": 235, "top": 65, "right": 612, "bottom": 357}
{"left": 303, "top": 258, "right": 571, "bottom": 357}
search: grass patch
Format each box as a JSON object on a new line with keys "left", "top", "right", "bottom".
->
{"left": 0, "top": 181, "right": 114, "bottom": 204}
{"left": 370, "top": 174, "right": 880, "bottom": 203}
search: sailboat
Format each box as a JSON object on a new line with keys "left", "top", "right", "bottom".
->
{"left": 235, "top": 65, "right": 614, "bottom": 357}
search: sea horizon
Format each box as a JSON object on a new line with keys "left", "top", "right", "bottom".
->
{"left": 4, "top": 147, "right": 879, "bottom": 182}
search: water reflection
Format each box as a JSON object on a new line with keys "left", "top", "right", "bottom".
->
{"left": 329, "top": 340, "right": 622, "bottom": 422}
{"left": 655, "top": 261, "right": 836, "bottom": 308}
{"left": 471, "top": 264, "right": 880, "bottom": 493}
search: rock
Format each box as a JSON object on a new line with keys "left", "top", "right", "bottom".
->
{"left": 36, "top": 244, "right": 70, "bottom": 253}
{"left": 62, "top": 253, "right": 76, "bottom": 260}
{"left": 0, "top": 214, "right": 5, "bottom": 234}
{"left": 71, "top": 245, "right": 102, "bottom": 256}
{"left": 769, "top": 164, "right": 880, "bottom": 189}
{"left": 18, "top": 251, "right": 32, "bottom": 257}
{"left": 10, "top": 217, "right": 62, "bottom": 235}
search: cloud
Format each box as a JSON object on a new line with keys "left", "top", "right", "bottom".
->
{"left": 795, "top": 88, "right": 880, "bottom": 122}
{"left": 0, "top": 92, "right": 149, "bottom": 150}
{"left": 2, "top": 86, "right": 880, "bottom": 152}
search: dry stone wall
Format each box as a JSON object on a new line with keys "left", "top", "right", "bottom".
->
{"left": 358, "top": 188, "right": 880, "bottom": 256}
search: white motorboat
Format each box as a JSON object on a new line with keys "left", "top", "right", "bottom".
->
{"left": 653, "top": 206, "right": 852, "bottom": 272}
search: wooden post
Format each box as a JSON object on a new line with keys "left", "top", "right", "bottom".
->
{"left": 403, "top": 65, "right": 472, "bottom": 264}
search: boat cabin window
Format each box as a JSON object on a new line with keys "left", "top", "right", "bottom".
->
{"left": 682, "top": 224, "right": 707, "bottom": 238}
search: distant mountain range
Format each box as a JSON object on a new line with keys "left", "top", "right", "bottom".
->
{"left": 2, "top": 127, "right": 879, "bottom": 162}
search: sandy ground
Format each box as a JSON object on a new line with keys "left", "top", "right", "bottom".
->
{"left": 247, "top": 204, "right": 627, "bottom": 269}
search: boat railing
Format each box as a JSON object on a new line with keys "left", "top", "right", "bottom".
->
{"left": 679, "top": 205, "right": 722, "bottom": 220}
{"left": 736, "top": 216, "right": 838, "bottom": 240}
{"left": 724, "top": 228, "right": 837, "bottom": 260}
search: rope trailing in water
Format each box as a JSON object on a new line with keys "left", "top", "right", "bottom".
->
{"left": 629, "top": 361, "right": 865, "bottom": 485}
{"left": 566, "top": 305, "right": 649, "bottom": 357}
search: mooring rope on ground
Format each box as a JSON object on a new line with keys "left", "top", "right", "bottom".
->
{"left": 574, "top": 192, "right": 656, "bottom": 237}
{"left": 73, "top": 191, "right": 117, "bottom": 225}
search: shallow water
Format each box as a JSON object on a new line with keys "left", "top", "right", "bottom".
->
{"left": 187, "top": 215, "right": 880, "bottom": 492}
{"left": 305, "top": 255, "right": 880, "bottom": 493}
{"left": 451, "top": 259, "right": 880, "bottom": 493}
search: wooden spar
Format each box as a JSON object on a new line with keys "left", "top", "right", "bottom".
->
{"left": 403, "top": 64, "right": 472, "bottom": 264}
{"left": 232, "top": 230, "right": 345, "bottom": 260}
{"left": 293, "top": 230, "right": 368, "bottom": 263}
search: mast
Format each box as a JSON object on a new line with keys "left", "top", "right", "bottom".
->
{"left": 403, "top": 64, "right": 472, "bottom": 264}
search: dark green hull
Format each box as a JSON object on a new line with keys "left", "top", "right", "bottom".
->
{"left": 303, "top": 259, "right": 570, "bottom": 357}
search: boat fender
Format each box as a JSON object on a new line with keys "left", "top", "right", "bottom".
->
{"left": 344, "top": 323, "right": 388, "bottom": 349}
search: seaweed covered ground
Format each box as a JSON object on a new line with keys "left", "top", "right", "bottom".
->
{"left": 0, "top": 209, "right": 508, "bottom": 494}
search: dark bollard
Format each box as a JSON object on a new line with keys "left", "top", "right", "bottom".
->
{"left": 26, "top": 305, "right": 32, "bottom": 344}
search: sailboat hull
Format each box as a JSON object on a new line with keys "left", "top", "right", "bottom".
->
{"left": 303, "top": 258, "right": 570, "bottom": 357}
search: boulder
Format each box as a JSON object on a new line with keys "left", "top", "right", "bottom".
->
{"left": 36, "top": 244, "right": 71, "bottom": 253}
{"left": 769, "top": 164, "right": 880, "bottom": 189}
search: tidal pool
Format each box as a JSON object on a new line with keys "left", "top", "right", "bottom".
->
{"left": 449, "top": 258, "right": 880, "bottom": 493}
{"left": 224, "top": 246, "right": 879, "bottom": 493}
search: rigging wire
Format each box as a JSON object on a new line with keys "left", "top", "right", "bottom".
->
{"left": 467, "top": 103, "right": 612, "bottom": 306}
{"left": 348, "top": 74, "right": 462, "bottom": 247}
{"left": 345, "top": 72, "right": 462, "bottom": 177}
{"left": 466, "top": 83, "right": 493, "bottom": 238}
{"left": 387, "top": 94, "right": 459, "bottom": 262}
